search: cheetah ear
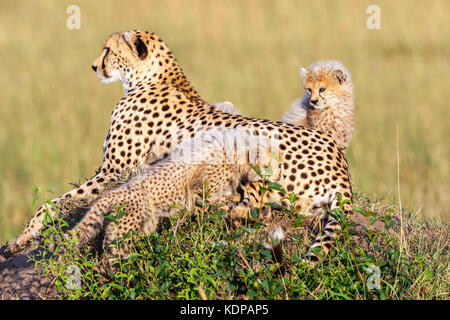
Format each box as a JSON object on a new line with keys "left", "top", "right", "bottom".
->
{"left": 133, "top": 37, "right": 148, "bottom": 60}
{"left": 121, "top": 32, "right": 148, "bottom": 60}
{"left": 299, "top": 67, "right": 308, "bottom": 79}
{"left": 333, "top": 69, "right": 347, "bottom": 84}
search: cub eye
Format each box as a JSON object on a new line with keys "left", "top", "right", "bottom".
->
{"left": 319, "top": 87, "right": 326, "bottom": 93}
{"left": 306, "top": 88, "right": 312, "bottom": 94}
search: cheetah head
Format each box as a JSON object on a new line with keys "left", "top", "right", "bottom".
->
{"left": 300, "top": 60, "right": 353, "bottom": 110}
{"left": 91, "top": 30, "right": 176, "bottom": 92}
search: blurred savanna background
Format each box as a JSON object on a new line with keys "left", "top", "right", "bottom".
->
{"left": 0, "top": 0, "right": 449, "bottom": 243}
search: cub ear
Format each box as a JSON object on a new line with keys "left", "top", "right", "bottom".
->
{"left": 333, "top": 69, "right": 347, "bottom": 84}
{"left": 134, "top": 37, "right": 148, "bottom": 60}
{"left": 299, "top": 67, "right": 308, "bottom": 79}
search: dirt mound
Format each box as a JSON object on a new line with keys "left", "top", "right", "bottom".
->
{"left": 0, "top": 210, "right": 397, "bottom": 300}
{"left": 0, "top": 245, "right": 60, "bottom": 300}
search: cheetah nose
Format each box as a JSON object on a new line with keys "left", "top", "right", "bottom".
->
{"left": 91, "top": 65, "right": 97, "bottom": 72}
{"left": 310, "top": 99, "right": 318, "bottom": 105}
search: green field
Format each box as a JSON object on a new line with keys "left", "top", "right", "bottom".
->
{"left": 0, "top": 0, "right": 449, "bottom": 243}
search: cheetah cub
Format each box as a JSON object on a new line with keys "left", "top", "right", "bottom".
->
{"left": 282, "top": 60, "right": 354, "bottom": 150}
{"left": 214, "top": 60, "right": 355, "bottom": 150}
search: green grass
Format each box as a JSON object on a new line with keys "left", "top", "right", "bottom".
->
{"left": 0, "top": 1, "right": 449, "bottom": 244}
{"left": 30, "top": 187, "right": 449, "bottom": 300}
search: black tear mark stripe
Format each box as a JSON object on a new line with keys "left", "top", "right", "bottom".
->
{"left": 102, "top": 47, "right": 110, "bottom": 77}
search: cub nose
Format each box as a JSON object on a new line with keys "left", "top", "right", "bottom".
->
{"left": 310, "top": 99, "right": 318, "bottom": 105}
{"left": 91, "top": 65, "right": 97, "bottom": 72}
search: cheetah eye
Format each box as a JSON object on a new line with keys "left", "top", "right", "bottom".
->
{"left": 306, "top": 88, "right": 312, "bottom": 94}
{"left": 319, "top": 87, "right": 326, "bottom": 93}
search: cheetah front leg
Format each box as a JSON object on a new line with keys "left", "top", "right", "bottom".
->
{"left": 99, "top": 198, "right": 158, "bottom": 265}
{"left": 6, "top": 171, "right": 114, "bottom": 256}
{"left": 62, "top": 186, "right": 145, "bottom": 251}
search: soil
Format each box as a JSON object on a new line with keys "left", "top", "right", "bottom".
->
{"left": 0, "top": 245, "right": 60, "bottom": 299}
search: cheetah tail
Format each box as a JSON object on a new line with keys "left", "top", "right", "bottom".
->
{"left": 263, "top": 226, "right": 286, "bottom": 265}
{"left": 304, "top": 198, "right": 352, "bottom": 266}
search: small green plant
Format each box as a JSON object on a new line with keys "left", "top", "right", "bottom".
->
{"left": 28, "top": 178, "right": 448, "bottom": 300}
{"left": 251, "top": 162, "right": 303, "bottom": 224}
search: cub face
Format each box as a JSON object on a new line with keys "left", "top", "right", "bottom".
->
{"left": 91, "top": 30, "right": 171, "bottom": 86}
{"left": 300, "top": 60, "right": 352, "bottom": 110}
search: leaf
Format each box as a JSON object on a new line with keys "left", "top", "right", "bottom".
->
{"left": 262, "top": 279, "right": 270, "bottom": 291}
{"left": 259, "top": 186, "right": 268, "bottom": 197}
{"left": 117, "top": 209, "right": 128, "bottom": 220}
{"left": 267, "top": 182, "right": 286, "bottom": 193}
{"left": 242, "top": 227, "right": 254, "bottom": 234}
{"left": 45, "top": 200, "right": 59, "bottom": 213}
{"left": 250, "top": 208, "right": 260, "bottom": 220}
{"left": 125, "top": 253, "right": 141, "bottom": 262}
{"left": 265, "top": 202, "right": 283, "bottom": 209}
{"left": 369, "top": 215, "right": 378, "bottom": 225}
{"left": 60, "top": 220, "right": 70, "bottom": 228}
{"left": 32, "top": 196, "right": 42, "bottom": 207}
{"left": 30, "top": 185, "right": 39, "bottom": 196}
{"left": 196, "top": 199, "right": 205, "bottom": 207}
{"left": 287, "top": 193, "right": 298, "bottom": 204}
{"left": 260, "top": 249, "right": 272, "bottom": 260}
{"left": 294, "top": 215, "right": 307, "bottom": 226}
{"left": 385, "top": 220, "right": 395, "bottom": 230}
{"left": 104, "top": 214, "right": 118, "bottom": 225}
{"left": 353, "top": 206, "right": 367, "bottom": 215}
{"left": 263, "top": 165, "right": 273, "bottom": 178}
{"left": 204, "top": 274, "right": 216, "bottom": 286}
{"left": 225, "top": 281, "right": 235, "bottom": 293}
{"left": 251, "top": 166, "right": 262, "bottom": 178}
{"left": 329, "top": 208, "right": 345, "bottom": 222}
{"left": 216, "top": 269, "right": 228, "bottom": 279}
{"left": 43, "top": 211, "right": 53, "bottom": 226}
{"left": 108, "top": 283, "right": 125, "bottom": 291}
{"left": 203, "top": 181, "right": 210, "bottom": 195}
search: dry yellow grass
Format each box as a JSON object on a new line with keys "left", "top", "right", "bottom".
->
{"left": 0, "top": 0, "right": 449, "bottom": 243}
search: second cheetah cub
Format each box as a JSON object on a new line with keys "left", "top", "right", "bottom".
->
{"left": 281, "top": 60, "right": 355, "bottom": 150}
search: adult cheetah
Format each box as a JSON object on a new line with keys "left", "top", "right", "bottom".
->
{"left": 7, "top": 30, "right": 353, "bottom": 261}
